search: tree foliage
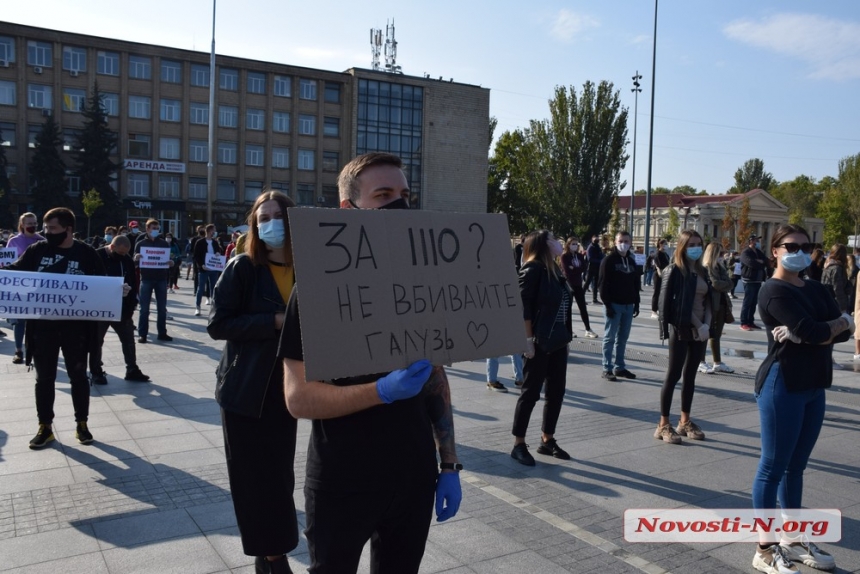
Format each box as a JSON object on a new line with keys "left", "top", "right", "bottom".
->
{"left": 838, "top": 153, "right": 860, "bottom": 240}
{"left": 487, "top": 81, "right": 628, "bottom": 238}
{"left": 665, "top": 205, "right": 680, "bottom": 241}
{"left": 737, "top": 196, "right": 754, "bottom": 244}
{"left": 73, "top": 82, "right": 121, "bottom": 232}
{"left": 730, "top": 158, "right": 775, "bottom": 193}
{"left": 721, "top": 204, "right": 737, "bottom": 250}
{"left": 608, "top": 196, "right": 622, "bottom": 238}
{"left": 769, "top": 175, "right": 820, "bottom": 226}
{"left": 81, "top": 188, "right": 104, "bottom": 238}
{"left": 29, "top": 115, "right": 69, "bottom": 218}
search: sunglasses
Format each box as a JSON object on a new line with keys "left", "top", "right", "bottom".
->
{"left": 777, "top": 242, "right": 814, "bottom": 254}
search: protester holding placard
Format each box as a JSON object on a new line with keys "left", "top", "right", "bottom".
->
{"left": 4, "top": 208, "right": 107, "bottom": 449}
{"left": 208, "top": 191, "right": 298, "bottom": 574}
{"left": 133, "top": 219, "right": 174, "bottom": 343}
{"left": 193, "top": 224, "right": 223, "bottom": 316}
{"left": 279, "top": 152, "right": 461, "bottom": 573}
{"left": 6, "top": 212, "right": 44, "bottom": 364}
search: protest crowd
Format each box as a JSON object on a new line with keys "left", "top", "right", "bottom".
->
{"left": 1, "top": 151, "right": 859, "bottom": 574}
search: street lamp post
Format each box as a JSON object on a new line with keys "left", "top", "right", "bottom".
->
{"left": 643, "top": 0, "right": 658, "bottom": 255}
{"left": 630, "top": 71, "right": 642, "bottom": 240}
{"left": 206, "top": 0, "right": 217, "bottom": 225}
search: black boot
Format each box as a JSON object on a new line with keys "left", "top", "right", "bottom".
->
{"left": 255, "top": 555, "right": 292, "bottom": 574}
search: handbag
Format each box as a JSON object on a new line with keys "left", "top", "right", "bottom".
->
{"left": 722, "top": 293, "right": 735, "bottom": 324}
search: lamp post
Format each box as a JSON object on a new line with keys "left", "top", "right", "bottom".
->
{"left": 643, "top": 0, "right": 658, "bottom": 255}
{"left": 630, "top": 71, "right": 642, "bottom": 240}
{"left": 206, "top": 0, "right": 217, "bottom": 225}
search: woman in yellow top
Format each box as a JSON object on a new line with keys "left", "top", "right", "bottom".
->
{"left": 208, "top": 190, "right": 298, "bottom": 574}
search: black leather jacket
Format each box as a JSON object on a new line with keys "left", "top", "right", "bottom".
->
{"left": 208, "top": 254, "right": 287, "bottom": 418}
{"left": 658, "top": 263, "right": 710, "bottom": 340}
{"left": 519, "top": 260, "right": 573, "bottom": 344}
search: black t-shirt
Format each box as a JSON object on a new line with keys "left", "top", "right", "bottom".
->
{"left": 277, "top": 287, "right": 437, "bottom": 491}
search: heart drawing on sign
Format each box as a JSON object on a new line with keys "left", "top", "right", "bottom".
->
{"left": 466, "top": 321, "right": 489, "bottom": 349}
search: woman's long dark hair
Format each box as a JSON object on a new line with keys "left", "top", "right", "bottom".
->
{"left": 245, "top": 190, "right": 296, "bottom": 266}
{"left": 522, "top": 230, "right": 561, "bottom": 278}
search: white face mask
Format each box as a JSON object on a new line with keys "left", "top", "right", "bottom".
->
{"left": 617, "top": 242, "right": 631, "bottom": 254}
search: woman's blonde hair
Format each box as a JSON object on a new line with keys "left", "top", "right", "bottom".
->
{"left": 673, "top": 229, "right": 705, "bottom": 276}
{"left": 702, "top": 242, "right": 723, "bottom": 271}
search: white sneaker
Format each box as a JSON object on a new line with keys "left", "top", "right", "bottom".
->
{"left": 779, "top": 539, "right": 835, "bottom": 571}
{"left": 168, "top": 288, "right": 174, "bottom": 294}
{"left": 650, "top": 312, "right": 658, "bottom": 319}
{"left": 853, "top": 354, "right": 860, "bottom": 361}
{"left": 711, "top": 362, "right": 735, "bottom": 373}
{"left": 753, "top": 544, "right": 799, "bottom": 574}
{"left": 194, "top": 308, "right": 201, "bottom": 316}
{"left": 205, "top": 298, "right": 211, "bottom": 305}
{"left": 697, "top": 361, "right": 712, "bottom": 374}
{"left": 584, "top": 330, "right": 599, "bottom": 339}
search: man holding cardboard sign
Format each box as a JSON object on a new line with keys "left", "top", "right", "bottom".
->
{"left": 279, "top": 153, "right": 465, "bottom": 574}
{"left": 133, "top": 219, "right": 174, "bottom": 343}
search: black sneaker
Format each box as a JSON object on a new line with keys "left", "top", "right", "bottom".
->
{"left": 156, "top": 334, "right": 173, "bottom": 342}
{"left": 511, "top": 443, "right": 536, "bottom": 466}
{"left": 613, "top": 368, "right": 637, "bottom": 380}
{"left": 601, "top": 371, "right": 617, "bottom": 381}
{"left": 90, "top": 372, "right": 108, "bottom": 385}
{"left": 29, "top": 424, "right": 55, "bottom": 450}
{"left": 138, "top": 335, "right": 147, "bottom": 344}
{"left": 75, "top": 421, "right": 94, "bottom": 445}
{"left": 12, "top": 351, "right": 23, "bottom": 364}
{"left": 124, "top": 367, "right": 151, "bottom": 382}
{"left": 536, "top": 438, "right": 571, "bottom": 460}
{"left": 486, "top": 380, "right": 508, "bottom": 393}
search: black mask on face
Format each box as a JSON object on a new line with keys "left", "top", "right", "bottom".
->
{"left": 25, "top": 226, "right": 37, "bottom": 234}
{"left": 592, "top": 239, "right": 599, "bottom": 245}
{"left": 349, "top": 197, "right": 411, "bottom": 210}
{"left": 44, "top": 229, "right": 68, "bottom": 247}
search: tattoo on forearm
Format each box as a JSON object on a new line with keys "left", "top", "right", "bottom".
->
{"left": 424, "top": 366, "right": 458, "bottom": 461}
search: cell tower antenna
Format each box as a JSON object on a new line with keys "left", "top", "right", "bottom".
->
{"left": 370, "top": 28, "right": 383, "bottom": 71}
{"left": 384, "top": 19, "right": 402, "bottom": 74}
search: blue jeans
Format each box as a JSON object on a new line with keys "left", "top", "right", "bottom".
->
{"left": 644, "top": 268, "right": 654, "bottom": 286}
{"left": 196, "top": 270, "right": 221, "bottom": 307}
{"left": 752, "top": 363, "right": 825, "bottom": 513}
{"left": 11, "top": 318, "right": 25, "bottom": 351}
{"left": 138, "top": 278, "right": 168, "bottom": 338}
{"left": 602, "top": 303, "right": 634, "bottom": 371}
{"left": 486, "top": 355, "right": 523, "bottom": 383}
{"left": 740, "top": 281, "right": 761, "bottom": 326}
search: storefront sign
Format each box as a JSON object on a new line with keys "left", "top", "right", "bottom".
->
{"left": 123, "top": 160, "right": 186, "bottom": 174}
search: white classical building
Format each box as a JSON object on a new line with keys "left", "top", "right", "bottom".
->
{"left": 617, "top": 189, "right": 825, "bottom": 253}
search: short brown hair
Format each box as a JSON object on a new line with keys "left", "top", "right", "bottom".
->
{"left": 105, "top": 226, "right": 117, "bottom": 235}
{"left": 43, "top": 207, "right": 75, "bottom": 230}
{"left": 245, "top": 190, "right": 295, "bottom": 267}
{"left": 337, "top": 152, "right": 403, "bottom": 203}
{"left": 145, "top": 219, "right": 159, "bottom": 229}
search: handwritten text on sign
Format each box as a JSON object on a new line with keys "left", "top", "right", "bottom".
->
{"left": 288, "top": 208, "right": 526, "bottom": 381}
{"left": 0, "top": 248, "right": 18, "bottom": 268}
{"left": 139, "top": 247, "right": 171, "bottom": 269}
{"left": 0, "top": 271, "right": 124, "bottom": 321}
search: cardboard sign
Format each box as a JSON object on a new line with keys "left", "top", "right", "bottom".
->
{"left": 205, "top": 253, "right": 226, "bottom": 271}
{"left": 288, "top": 208, "right": 526, "bottom": 381}
{"left": 0, "top": 271, "right": 124, "bottom": 321}
{"left": 139, "top": 247, "right": 170, "bottom": 269}
{"left": 0, "top": 248, "right": 17, "bottom": 268}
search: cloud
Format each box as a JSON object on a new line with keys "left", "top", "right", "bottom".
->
{"left": 629, "top": 34, "right": 650, "bottom": 46}
{"left": 723, "top": 13, "right": 860, "bottom": 80}
{"left": 550, "top": 9, "right": 599, "bottom": 43}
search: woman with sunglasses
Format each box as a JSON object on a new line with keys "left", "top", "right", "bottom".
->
{"left": 750, "top": 225, "right": 853, "bottom": 574}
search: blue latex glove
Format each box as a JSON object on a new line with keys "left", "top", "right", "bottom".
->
{"left": 376, "top": 359, "right": 433, "bottom": 404}
{"left": 435, "top": 472, "right": 462, "bottom": 522}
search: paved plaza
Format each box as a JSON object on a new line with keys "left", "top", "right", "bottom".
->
{"left": 1, "top": 283, "right": 859, "bottom": 573}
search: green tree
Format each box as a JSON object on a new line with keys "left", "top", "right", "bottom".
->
{"left": 488, "top": 129, "right": 534, "bottom": 235}
{"left": 730, "top": 158, "right": 775, "bottom": 193}
{"left": 0, "top": 127, "right": 11, "bottom": 229}
{"left": 665, "top": 205, "right": 680, "bottom": 241}
{"left": 73, "top": 83, "right": 121, "bottom": 231}
{"left": 817, "top": 186, "right": 851, "bottom": 247}
{"left": 634, "top": 186, "right": 671, "bottom": 196}
{"left": 29, "top": 115, "right": 69, "bottom": 218}
{"left": 770, "top": 175, "right": 820, "bottom": 225}
{"left": 81, "top": 188, "right": 104, "bottom": 238}
{"left": 837, "top": 153, "right": 860, "bottom": 241}
{"left": 737, "top": 196, "right": 754, "bottom": 244}
{"left": 608, "top": 195, "right": 622, "bottom": 238}
{"left": 671, "top": 185, "right": 707, "bottom": 196}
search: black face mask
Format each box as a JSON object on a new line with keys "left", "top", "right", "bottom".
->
{"left": 25, "top": 226, "right": 37, "bottom": 234}
{"left": 44, "top": 230, "right": 68, "bottom": 247}
{"left": 592, "top": 239, "right": 599, "bottom": 245}
{"left": 350, "top": 197, "right": 410, "bottom": 210}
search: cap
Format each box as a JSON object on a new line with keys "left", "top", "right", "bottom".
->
{"left": 748, "top": 234, "right": 760, "bottom": 242}
{"left": 129, "top": 221, "right": 139, "bottom": 228}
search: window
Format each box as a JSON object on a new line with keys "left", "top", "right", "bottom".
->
{"left": 325, "top": 82, "right": 341, "bottom": 103}
{"left": 189, "top": 140, "right": 208, "bottom": 162}
{"left": 271, "top": 181, "right": 289, "bottom": 197}
{"left": 296, "top": 183, "right": 314, "bottom": 205}
{"left": 247, "top": 72, "right": 266, "bottom": 94}
{"left": 322, "top": 150, "right": 339, "bottom": 172}
{"left": 220, "top": 68, "right": 238, "bottom": 90}
{"left": 298, "top": 149, "right": 314, "bottom": 170}
{"left": 158, "top": 175, "right": 180, "bottom": 199}
{"left": 159, "top": 137, "right": 180, "bottom": 160}
{"left": 161, "top": 60, "right": 181, "bottom": 83}
{"left": 244, "top": 180, "right": 263, "bottom": 203}
{"left": 6, "top": 165, "right": 17, "bottom": 193}
{"left": 272, "top": 147, "right": 289, "bottom": 169}
{"left": 298, "top": 115, "right": 316, "bottom": 135}
{"left": 67, "top": 175, "right": 81, "bottom": 196}
{"left": 246, "top": 108, "right": 264, "bottom": 130}
{"left": 217, "top": 179, "right": 235, "bottom": 201}
{"left": 300, "top": 79, "right": 317, "bottom": 100}
{"left": 218, "top": 141, "right": 237, "bottom": 164}
{"left": 274, "top": 75, "right": 291, "bottom": 97}
{"left": 0, "top": 36, "right": 15, "bottom": 64}
{"left": 128, "top": 173, "right": 150, "bottom": 197}
{"left": 273, "top": 112, "right": 290, "bottom": 133}
{"left": 27, "top": 41, "right": 52, "bottom": 67}
{"left": 97, "top": 51, "right": 119, "bottom": 76}
{"left": 191, "top": 64, "right": 210, "bottom": 87}
{"left": 189, "top": 177, "right": 207, "bottom": 199}
{"left": 28, "top": 84, "right": 52, "bottom": 109}
{"left": 0, "top": 122, "right": 16, "bottom": 147}
{"left": 128, "top": 134, "right": 151, "bottom": 158}
{"left": 128, "top": 55, "right": 151, "bottom": 79}
{"left": 28, "top": 124, "right": 41, "bottom": 148}
{"left": 323, "top": 117, "right": 339, "bottom": 137}
{"left": 62, "top": 88, "right": 86, "bottom": 112}
{"left": 129, "top": 95, "right": 151, "bottom": 119}
{"left": 219, "top": 105, "right": 238, "bottom": 128}
{"left": 190, "top": 102, "right": 209, "bottom": 125}
{"left": 0, "top": 80, "right": 15, "bottom": 106}
{"left": 246, "top": 144, "right": 264, "bottom": 166}
{"left": 62, "top": 129, "right": 82, "bottom": 152}
{"left": 63, "top": 47, "right": 86, "bottom": 72}
{"left": 101, "top": 92, "right": 119, "bottom": 116}
{"left": 160, "top": 99, "right": 181, "bottom": 122}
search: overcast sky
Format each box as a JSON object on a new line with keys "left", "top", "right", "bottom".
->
{"left": 5, "top": 0, "right": 860, "bottom": 195}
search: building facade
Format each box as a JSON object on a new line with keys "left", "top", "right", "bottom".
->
{"left": 0, "top": 22, "right": 489, "bottom": 238}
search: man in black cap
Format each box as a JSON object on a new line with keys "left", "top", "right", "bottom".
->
{"left": 739, "top": 234, "right": 767, "bottom": 330}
